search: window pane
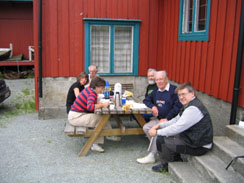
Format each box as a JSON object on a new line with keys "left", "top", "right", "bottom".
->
{"left": 90, "top": 25, "right": 110, "bottom": 73}
{"left": 196, "top": 0, "right": 207, "bottom": 31}
{"left": 188, "top": 0, "right": 193, "bottom": 32}
{"left": 114, "top": 26, "right": 133, "bottom": 73}
{"left": 183, "top": 0, "right": 193, "bottom": 33}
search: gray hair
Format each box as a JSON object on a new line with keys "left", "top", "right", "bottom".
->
{"left": 147, "top": 68, "right": 156, "bottom": 75}
{"left": 155, "top": 70, "right": 168, "bottom": 78}
{"left": 175, "top": 82, "right": 196, "bottom": 95}
{"left": 88, "top": 65, "right": 98, "bottom": 71}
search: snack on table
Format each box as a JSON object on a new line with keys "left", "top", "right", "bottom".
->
{"left": 125, "top": 90, "right": 133, "bottom": 97}
{"left": 122, "top": 104, "right": 131, "bottom": 111}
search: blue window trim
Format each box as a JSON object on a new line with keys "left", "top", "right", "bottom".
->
{"left": 84, "top": 18, "right": 141, "bottom": 76}
{"left": 178, "top": 0, "right": 211, "bottom": 41}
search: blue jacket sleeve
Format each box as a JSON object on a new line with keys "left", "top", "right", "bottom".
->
{"left": 143, "top": 90, "right": 156, "bottom": 108}
{"left": 165, "top": 92, "right": 182, "bottom": 120}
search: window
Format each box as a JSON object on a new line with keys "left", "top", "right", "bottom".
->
{"left": 84, "top": 19, "right": 141, "bottom": 75}
{"left": 178, "top": 0, "right": 211, "bottom": 41}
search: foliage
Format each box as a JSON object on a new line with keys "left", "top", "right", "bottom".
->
{"left": 0, "top": 88, "right": 36, "bottom": 127}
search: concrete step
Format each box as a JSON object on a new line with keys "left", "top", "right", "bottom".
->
{"left": 169, "top": 162, "right": 208, "bottom": 183}
{"left": 226, "top": 125, "right": 244, "bottom": 147}
{"left": 189, "top": 152, "right": 244, "bottom": 183}
{"left": 213, "top": 136, "right": 244, "bottom": 177}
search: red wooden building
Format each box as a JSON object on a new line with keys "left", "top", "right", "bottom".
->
{"left": 0, "top": 1, "right": 33, "bottom": 58}
{"left": 1, "top": 0, "right": 243, "bottom": 123}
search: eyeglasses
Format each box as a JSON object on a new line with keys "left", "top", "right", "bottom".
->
{"left": 178, "top": 92, "right": 190, "bottom": 98}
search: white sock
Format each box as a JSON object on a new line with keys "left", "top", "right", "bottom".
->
{"left": 147, "top": 152, "right": 155, "bottom": 158}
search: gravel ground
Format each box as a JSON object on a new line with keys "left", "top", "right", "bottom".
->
{"left": 0, "top": 79, "right": 174, "bottom": 183}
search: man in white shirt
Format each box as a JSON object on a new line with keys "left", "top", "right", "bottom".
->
{"left": 148, "top": 82, "right": 213, "bottom": 172}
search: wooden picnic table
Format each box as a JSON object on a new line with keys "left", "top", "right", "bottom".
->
{"left": 64, "top": 97, "right": 152, "bottom": 157}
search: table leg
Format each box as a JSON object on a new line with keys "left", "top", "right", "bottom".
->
{"left": 134, "top": 114, "right": 146, "bottom": 128}
{"left": 78, "top": 114, "right": 110, "bottom": 157}
{"left": 112, "top": 115, "right": 126, "bottom": 133}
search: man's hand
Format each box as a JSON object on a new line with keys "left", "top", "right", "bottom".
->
{"left": 102, "top": 102, "right": 110, "bottom": 108}
{"left": 152, "top": 106, "right": 158, "bottom": 117}
{"left": 149, "top": 128, "right": 157, "bottom": 137}
{"left": 159, "top": 118, "right": 168, "bottom": 123}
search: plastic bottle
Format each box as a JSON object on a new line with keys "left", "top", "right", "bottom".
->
{"left": 104, "top": 81, "right": 110, "bottom": 99}
{"left": 121, "top": 93, "right": 126, "bottom": 106}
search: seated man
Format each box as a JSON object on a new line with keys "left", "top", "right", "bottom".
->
{"left": 85, "top": 64, "right": 99, "bottom": 88}
{"left": 143, "top": 68, "right": 158, "bottom": 122}
{"left": 145, "top": 68, "right": 157, "bottom": 97}
{"left": 149, "top": 82, "right": 213, "bottom": 172}
{"left": 137, "top": 70, "right": 182, "bottom": 164}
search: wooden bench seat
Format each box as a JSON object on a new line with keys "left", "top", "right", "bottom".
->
{"left": 64, "top": 122, "right": 86, "bottom": 136}
{"left": 64, "top": 121, "right": 144, "bottom": 138}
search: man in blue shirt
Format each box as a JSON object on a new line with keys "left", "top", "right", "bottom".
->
{"left": 137, "top": 71, "right": 182, "bottom": 164}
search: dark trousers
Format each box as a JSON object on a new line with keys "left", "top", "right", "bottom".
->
{"left": 156, "top": 135, "right": 211, "bottom": 164}
{"left": 142, "top": 113, "right": 153, "bottom": 122}
{"left": 66, "top": 106, "right": 71, "bottom": 114}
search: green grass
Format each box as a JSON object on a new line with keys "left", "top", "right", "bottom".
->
{"left": 161, "top": 171, "right": 169, "bottom": 176}
{"left": 0, "top": 88, "right": 36, "bottom": 127}
{"left": 21, "top": 88, "right": 30, "bottom": 96}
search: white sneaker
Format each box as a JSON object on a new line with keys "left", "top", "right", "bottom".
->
{"left": 91, "top": 144, "right": 104, "bottom": 153}
{"left": 136, "top": 154, "right": 155, "bottom": 164}
{"left": 106, "top": 136, "right": 121, "bottom": 141}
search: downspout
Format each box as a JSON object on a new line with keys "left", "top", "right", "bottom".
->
{"left": 230, "top": 0, "right": 244, "bottom": 124}
{"left": 38, "top": 0, "right": 43, "bottom": 98}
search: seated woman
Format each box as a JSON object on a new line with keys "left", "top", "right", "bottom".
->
{"left": 66, "top": 72, "right": 89, "bottom": 114}
{"left": 68, "top": 76, "right": 120, "bottom": 153}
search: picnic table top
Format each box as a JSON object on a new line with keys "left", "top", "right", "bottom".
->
{"left": 95, "top": 106, "right": 152, "bottom": 115}
{"left": 95, "top": 96, "right": 152, "bottom": 115}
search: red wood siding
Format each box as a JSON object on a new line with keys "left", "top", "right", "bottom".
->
{"left": 157, "top": 0, "right": 244, "bottom": 107}
{"left": 0, "top": 2, "right": 33, "bottom": 60}
{"left": 34, "top": 0, "right": 244, "bottom": 107}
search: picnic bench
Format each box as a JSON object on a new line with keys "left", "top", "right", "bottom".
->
{"left": 64, "top": 99, "right": 152, "bottom": 157}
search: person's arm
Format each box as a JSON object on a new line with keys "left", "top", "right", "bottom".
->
{"left": 143, "top": 90, "right": 156, "bottom": 108}
{"left": 148, "top": 115, "right": 179, "bottom": 137}
{"left": 159, "top": 115, "right": 179, "bottom": 128}
{"left": 87, "top": 94, "right": 110, "bottom": 111}
{"left": 157, "top": 106, "right": 204, "bottom": 137}
{"left": 74, "top": 88, "right": 80, "bottom": 97}
{"left": 95, "top": 102, "right": 109, "bottom": 110}
{"left": 165, "top": 92, "right": 182, "bottom": 120}
{"left": 143, "top": 90, "right": 158, "bottom": 116}
{"left": 87, "top": 94, "right": 96, "bottom": 112}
